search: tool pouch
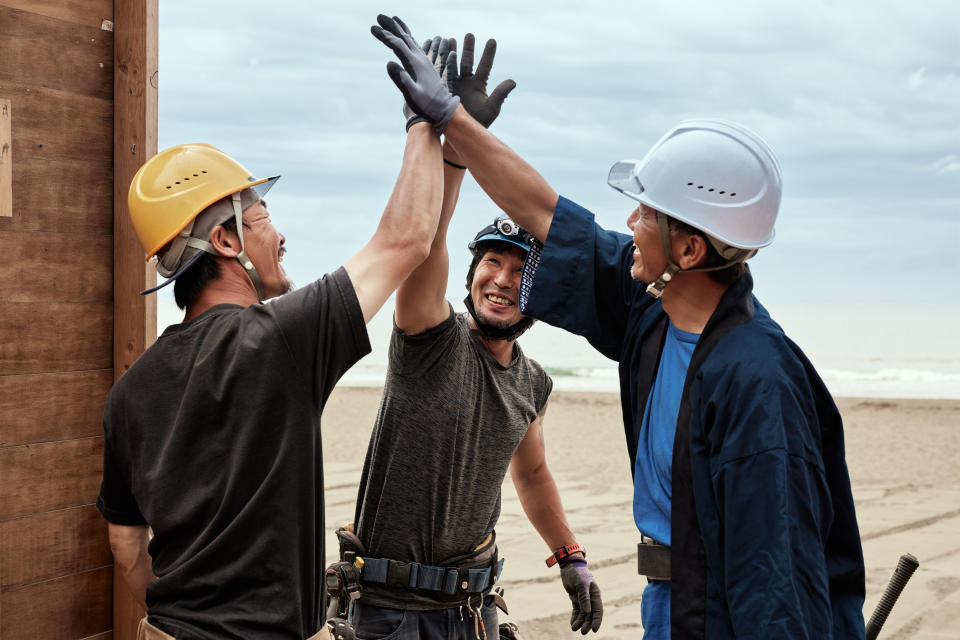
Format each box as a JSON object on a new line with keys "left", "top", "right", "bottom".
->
{"left": 637, "top": 540, "right": 671, "bottom": 580}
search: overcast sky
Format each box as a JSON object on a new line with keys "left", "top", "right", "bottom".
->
{"left": 157, "top": 0, "right": 959, "bottom": 304}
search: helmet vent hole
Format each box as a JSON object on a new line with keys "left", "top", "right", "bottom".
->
{"left": 708, "top": 188, "right": 714, "bottom": 192}
{"left": 183, "top": 177, "right": 190, "bottom": 181}
{"left": 697, "top": 185, "right": 704, "bottom": 189}
{"left": 719, "top": 191, "right": 726, "bottom": 194}
{"left": 175, "top": 181, "right": 180, "bottom": 185}
{"left": 730, "top": 192, "right": 736, "bottom": 196}
{"left": 201, "top": 170, "right": 208, "bottom": 174}
{"left": 687, "top": 182, "right": 693, "bottom": 186}
{"left": 165, "top": 186, "right": 171, "bottom": 190}
{"left": 193, "top": 173, "right": 198, "bottom": 177}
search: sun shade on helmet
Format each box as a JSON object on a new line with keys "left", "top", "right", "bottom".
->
{"left": 608, "top": 119, "right": 782, "bottom": 298}
{"left": 468, "top": 215, "right": 536, "bottom": 254}
{"left": 128, "top": 143, "right": 280, "bottom": 301}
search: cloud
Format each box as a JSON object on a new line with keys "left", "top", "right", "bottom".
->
{"left": 158, "top": 0, "right": 960, "bottom": 302}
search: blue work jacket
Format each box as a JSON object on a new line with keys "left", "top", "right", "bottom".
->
{"left": 520, "top": 197, "right": 865, "bottom": 639}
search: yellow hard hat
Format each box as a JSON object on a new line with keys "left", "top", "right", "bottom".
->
{"left": 128, "top": 143, "right": 276, "bottom": 259}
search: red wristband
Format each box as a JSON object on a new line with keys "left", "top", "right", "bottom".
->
{"left": 545, "top": 543, "right": 585, "bottom": 568}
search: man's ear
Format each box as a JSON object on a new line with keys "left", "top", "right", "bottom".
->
{"left": 209, "top": 225, "right": 240, "bottom": 258}
{"left": 675, "top": 232, "right": 709, "bottom": 270}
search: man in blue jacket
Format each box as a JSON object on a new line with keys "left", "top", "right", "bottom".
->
{"left": 374, "top": 20, "right": 866, "bottom": 639}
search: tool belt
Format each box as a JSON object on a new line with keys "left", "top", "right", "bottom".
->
{"left": 637, "top": 534, "right": 671, "bottom": 581}
{"left": 336, "top": 527, "right": 504, "bottom": 604}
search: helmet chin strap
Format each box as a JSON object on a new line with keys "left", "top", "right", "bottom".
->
{"left": 463, "top": 295, "right": 535, "bottom": 342}
{"left": 644, "top": 211, "right": 758, "bottom": 300}
{"left": 645, "top": 212, "right": 681, "bottom": 299}
{"left": 229, "top": 192, "right": 266, "bottom": 302}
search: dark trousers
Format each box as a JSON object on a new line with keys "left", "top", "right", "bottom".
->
{"left": 349, "top": 598, "right": 498, "bottom": 640}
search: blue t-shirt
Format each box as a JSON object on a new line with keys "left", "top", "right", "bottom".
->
{"left": 634, "top": 321, "right": 699, "bottom": 640}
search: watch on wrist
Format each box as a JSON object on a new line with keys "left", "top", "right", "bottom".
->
{"left": 545, "top": 542, "right": 585, "bottom": 567}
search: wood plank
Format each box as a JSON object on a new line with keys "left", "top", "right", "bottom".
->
{"left": 0, "top": 301, "right": 112, "bottom": 375}
{"left": 0, "top": 82, "right": 112, "bottom": 165}
{"left": 0, "top": 98, "right": 9, "bottom": 217}
{"left": 0, "top": 370, "right": 111, "bottom": 447}
{"left": 0, "top": 437, "right": 103, "bottom": 520}
{"left": 0, "top": 230, "right": 112, "bottom": 303}
{"left": 1, "top": 505, "right": 111, "bottom": 588}
{"left": 114, "top": 0, "right": 158, "bottom": 379}
{"left": 113, "top": 1, "right": 158, "bottom": 634}
{"left": 1, "top": 566, "right": 112, "bottom": 639}
{"left": 0, "top": 156, "right": 113, "bottom": 234}
{"left": 0, "top": 1, "right": 114, "bottom": 30}
{"left": 0, "top": 6, "right": 113, "bottom": 101}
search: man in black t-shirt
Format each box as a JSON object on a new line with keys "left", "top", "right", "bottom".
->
{"left": 98, "top": 121, "right": 446, "bottom": 639}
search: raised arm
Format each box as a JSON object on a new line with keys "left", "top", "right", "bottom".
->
{"left": 443, "top": 107, "right": 558, "bottom": 242}
{"left": 344, "top": 124, "right": 443, "bottom": 324}
{"left": 371, "top": 16, "right": 558, "bottom": 243}
{"left": 393, "top": 140, "right": 465, "bottom": 333}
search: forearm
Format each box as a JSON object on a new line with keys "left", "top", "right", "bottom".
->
{"left": 108, "top": 524, "right": 154, "bottom": 609}
{"left": 514, "top": 467, "right": 578, "bottom": 551}
{"left": 346, "top": 123, "right": 443, "bottom": 322}
{"left": 378, "top": 124, "right": 444, "bottom": 255}
{"left": 444, "top": 106, "right": 558, "bottom": 242}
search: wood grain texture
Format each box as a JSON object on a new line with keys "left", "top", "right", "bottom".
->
{"left": 112, "top": 1, "right": 158, "bottom": 634}
{"left": 0, "top": 369, "right": 111, "bottom": 447}
{"left": 0, "top": 6, "right": 113, "bottom": 101}
{"left": 0, "top": 0, "right": 114, "bottom": 29}
{"left": 1, "top": 505, "right": 111, "bottom": 589}
{"left": 0, "top": 156, "right": 112, "bottom": 234}
{"left": 0, "top": 82, "right": 112, "bottom": 166}
{"left": 1, "top": 99, "right": 9, "bottom": 217}
{"left": 0, "top": 302, "right": 112, "bottom": 375}
{"left": 0, "top": 437, "right": 103, "bottom": 520}
{"left": 0, "top": 566, "right": 112, "bottom": 639}
{"left": 0, "top": 230, "right": 112, "bottom": 303}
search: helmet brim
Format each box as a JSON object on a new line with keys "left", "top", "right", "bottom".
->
{"left": 139, "top": 251, "right": 205, "bottom": 295}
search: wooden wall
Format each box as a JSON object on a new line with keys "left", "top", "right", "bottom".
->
{"left": 0, "top": 1, "right": 156, "bottom": 637}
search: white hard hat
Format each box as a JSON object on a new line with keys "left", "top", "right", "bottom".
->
{"left": 608, "top": 119, "right": 781, "bottom": 250}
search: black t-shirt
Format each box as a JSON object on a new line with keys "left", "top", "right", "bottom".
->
{"left": 97, "top": 268, "right": 370, "bottom": 639}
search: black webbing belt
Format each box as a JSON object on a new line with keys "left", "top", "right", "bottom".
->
{"left": 359, "top": 556, "right": 504, "bottom": 597}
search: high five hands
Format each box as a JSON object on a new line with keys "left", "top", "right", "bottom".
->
{"left": 371, "top": 15, "right": 516, "bottom": 131}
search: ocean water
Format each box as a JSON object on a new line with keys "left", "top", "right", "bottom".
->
{"left": 158, "top": 297, "right": 960, "bottom": 400}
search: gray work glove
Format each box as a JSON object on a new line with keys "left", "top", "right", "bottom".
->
{"left": 445, "top": 33, "right": 516, "bottom": 128}
{"left": 371, "top": 15, "right": 460, "bottom": 133}
{"left": 560, "top": 558, "right": 603, "bottom": 634}
{"left": 402, "top": 36, "right": 456, "bottom": 130}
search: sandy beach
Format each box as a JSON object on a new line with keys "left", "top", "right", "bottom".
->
{"left": 322, "top": 387, "right": 960, "bottom": 639}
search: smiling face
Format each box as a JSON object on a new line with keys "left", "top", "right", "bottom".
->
{"left": 468, "top": 243, "right": 528, "bottom": 329}
{"left": 626, "top": 204, "right": 670, "bottom": 283}
{"left": 240, "top": 199, "right": 292, "bottom": 299}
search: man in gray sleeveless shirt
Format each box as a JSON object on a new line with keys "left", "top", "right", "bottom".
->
{"left": 347, "top": 23, "right": 603, "bottom": 639}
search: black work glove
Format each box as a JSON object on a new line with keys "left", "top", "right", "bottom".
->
{"left": 445, "top": 33, "right": 516, "bottom": 128}
{"left": 499, "top": 621, "right": 524, "bottom": 639}
{"left": 371, "top": 15, "right": 460, "bottom": 133}
{"left": 325, "top": 617, "right": 355, "bottom": 640}
{"left": 560, "top": 558, "right": 603, "bottom": 634}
